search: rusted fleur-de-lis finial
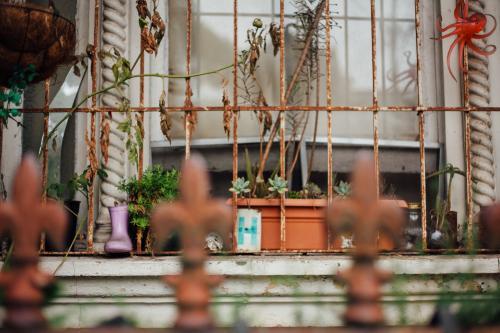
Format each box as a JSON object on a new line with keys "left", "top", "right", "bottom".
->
{"left": 327, "top": 153, "right": 404, "bottom": 326}
{"left": 0, "top": 155, "right": 67, "bottom": 329}
{"left": 152, "top": 155, "right": 231, "bottom": 330}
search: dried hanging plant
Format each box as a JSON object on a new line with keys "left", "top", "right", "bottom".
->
{"left": 159, "top": 90, "right": 172, "bottom": 144}
{"left": 253, "top": 0, "right": 334, "bottom": 183}
{"left": 221, "top": 77, "right": 232, "bottom": 139}
{"left": 238, "top": 18, "right": 273, "bottom": 138}
{"left": 84, "top": 127, "right": 98, "bottom": 184}
{"left": 100, "top": 120, "right": 110, "bottom": 164}
{"left": 184, "top": 83, "right": 197, "bottom": 132}
{"left": 286, "top": 0, "right": 326, "bottom": 178}
{"left": 137, "top": 0, "right": 165, "bottom": 55}
{"left": 269, "top": 23, "right": 281, "bottom": 56}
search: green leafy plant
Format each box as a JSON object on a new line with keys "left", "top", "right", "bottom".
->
{"left": 0, "top": 64, "right": 36, "bottom": 127}
{"left": 47, "top": 166, "right": 107, "bottom": 203}
{"left": 334, "top": 180, "right": 351, "bottom": 198}
{"left": 268, "top": 175, "right": 288, "bottom": 196}
{"left": 119, "top": 165, "right": 179, "bottom": 230}
{"left": 229, "top": 177, "right": 250, "bottom": 197}
{"left": 427, "top": 164, "right": 465, "bottom": 229}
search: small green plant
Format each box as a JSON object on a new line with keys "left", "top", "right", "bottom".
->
{"left": 47, "top": 166, "right": 107, "bottom": 203}
{"left": 334, "top": 180, "right": 351, "bottom": 198}
{"left": 0, "top": 64, "right": 36, "bottom": 127}
{"left": 427, "top": 164, "right": 465, "bottom": 227}
{"left": 268, "top": 175, "right": 288, "bottom": 196}
{"left": 289, "top": 182, "right": 324, "bottom": 199}
{"left": 119, "top": 165, "right": 179, "bottom": 230}
{"left": 229, "top": 177, "right": 250, "bottom": 197}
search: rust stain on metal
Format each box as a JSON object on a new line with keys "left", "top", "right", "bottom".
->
{"left": 0, "top": 156, "right": 67, "bottom": 329}
{"left": 326, "top": 154, "right": 404, "bottom": 326}
{"left": 40, "top": 79, "right": 50, "bottom": 252}
{"left": 41, "top": 79, "right": 50, "bottom": 200}
{"left": 20, "top": 105, "right": 500, "bottom": 114}
{"left": 279, "top": 0, "right": 286, "bottom": 251}
{"left": 232, "top": 0, "right": 239, "bottom": 250}
{"left": 463, "top": 42, "right": 474, "bottom": 250}
{"left": 86, "top": 0, "right": 101, "bottom": 253}
{"left": 152, "top": 155, "right": 231, "bottom": 330}
{"left": 370, "top": 0, "right": 380, "bottom": 195}
{"left": 135, "top": 14, "right": 146, "bottom": 254}
{"left": 184, "top": 0, "right": 193, "bottom": 160}
{"left": 138, "top": 29, "right": 145, "bottom": 179}
{"left": 325, "top": 0, "right": 333, "bottom": 249}
{"left": 414, "top": 0, "right": 427, "bottom": 250}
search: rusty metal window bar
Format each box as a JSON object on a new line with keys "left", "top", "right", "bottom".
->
{"left": 16, "top": 0, "right": 498, "bottom": 255}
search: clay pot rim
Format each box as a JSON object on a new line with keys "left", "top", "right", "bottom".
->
{"left": 228, "top": 198, "right": 327, "bottom": 207}
{"left": 227, "top": 197, "right": 408, "bottom": 208}
{"left": 0, "top": 2, "right": 74, "bottom": 26}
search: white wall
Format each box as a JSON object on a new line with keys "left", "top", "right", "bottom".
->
{"left": 151, "top": 0, "right": 441, "bottom": 144}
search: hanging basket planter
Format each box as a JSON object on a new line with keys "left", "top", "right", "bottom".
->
{"left": 0, "top": 2, "right": 76, "bottom": 86}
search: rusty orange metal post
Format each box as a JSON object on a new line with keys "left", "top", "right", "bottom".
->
{"left": 152, "top": 155, "right": 231, "bottom": 330}
{"left": 0, "top": 155, "right": 67, "bottom": 329}
{"left": 326, "top": 154, "right": 404, "bottom": 326}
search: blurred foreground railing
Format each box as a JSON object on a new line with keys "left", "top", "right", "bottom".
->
{"left": 0, "top": 155, "right": 499, "bottom": 331}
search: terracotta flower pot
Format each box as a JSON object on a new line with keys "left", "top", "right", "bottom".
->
{"left": 105, "top": 205, "right": 132, "bottom": 254}
{"left": 0, "top": 2, "right": 75, "bottom": 86}
{"left": 479, "top": 203, "right": 500, "bottom": 249}
{"left": 232, "top": 198, "right": 407, "bottom": 251}
{"left": 234, "top": 198, "right": 327, "bottom": 251}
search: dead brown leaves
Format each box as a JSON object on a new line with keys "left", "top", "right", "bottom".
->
{"left": 222, "top": 77, "right": 232, "bottom": 139}
{"left": 136, "top": 0, "right": 165, "bottom": 55}
{"left": 100, "top": 116, "right": 110, "bottom": 164}
{"left": 269, "top": 23, "right": 281, "bottom": 56}
{"left": 159, "top": 90, "right": 172, "bottom": 144}
{"left": 141, "top": 27, "right": 157, "bottom": 54}
{"left": 184, "top": 82, "right": 197, "bottom": 130}
{"left": 85, "top": 126, "right": 98, "bottom": 183}
{"left": 136, "top": 0, "right": 150, "bottom": 20}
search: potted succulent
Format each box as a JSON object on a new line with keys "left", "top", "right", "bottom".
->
{"left": 229, "top": 150, "right": 328, "bottom": 251}
{"left": 426, "top": 164, "right": 465, "bottom": 249}
{"left": 119, "top": 165, "right": 179, "bottom": 252}
{"left": 230, "top": 151, "right": 408, "bottom": 251}
{"left": 231, "top": 177, "right": 328, "bottom": 251}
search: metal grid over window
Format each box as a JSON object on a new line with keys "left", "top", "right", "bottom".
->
{"left": 17, "top": 0, "right": 500, "bottom": 254}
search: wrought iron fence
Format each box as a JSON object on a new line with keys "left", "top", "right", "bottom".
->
{"left": 15, "top": 0, "right": 500, "bottom": 254}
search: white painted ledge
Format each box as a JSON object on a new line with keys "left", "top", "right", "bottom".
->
{"left": 35, "top": 255, "right": 500, "bottom": 277}
{"left": 1, "top": 255, "right": 498, "bottom": 328}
